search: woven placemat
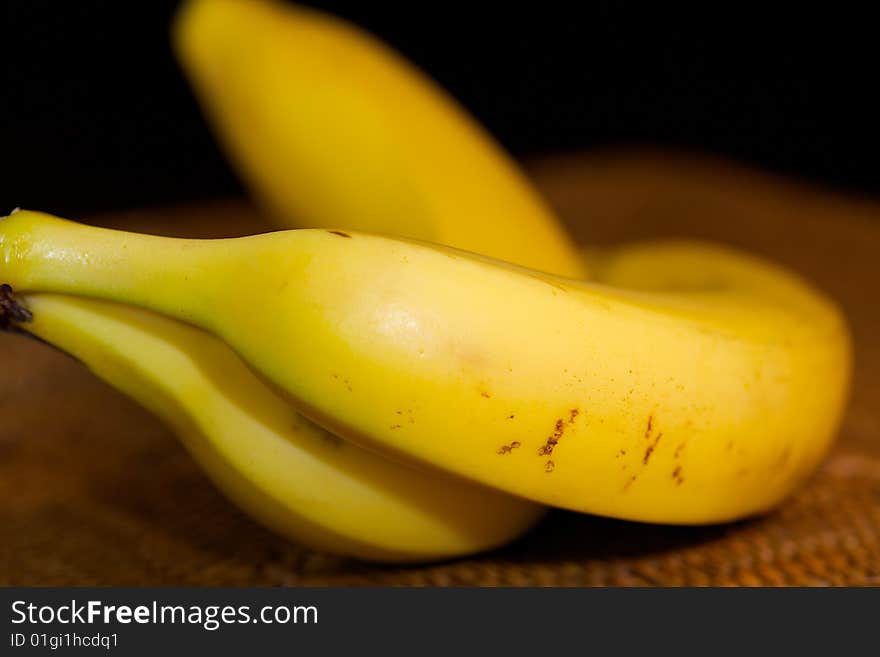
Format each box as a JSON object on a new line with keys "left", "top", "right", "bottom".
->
{"left": 1, "top": 151, "right": 877, "bottom": 586}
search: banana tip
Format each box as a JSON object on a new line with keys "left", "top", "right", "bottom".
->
{"left": 0, "top": 284, "right": 33, "bottom": 331}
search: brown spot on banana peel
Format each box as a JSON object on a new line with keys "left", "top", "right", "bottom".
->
{"left": 327, "top": 230, "right": 351, "bottom": 238}
{"left": 672, "top": 465, "right": 684, "bottom": 485}
{"left": 331, "top": 373, "right": 353, "bottom": 392}
{"left": 536, "top": 409, "right": 579, "bottom": 457}
{"left": 776, "top": 446, "right": 792, "bottom": 468}
{"left": 537, "top": 419, "right": 564, "bottom": 456}
{"left": 644, "top": 414, "right": 654, "bottom": 440}
{"left": 643, "top": 433, "right": 663, "bottom": 465}
{"left": 497, "top": 441, "right": 521, "bottom": 455}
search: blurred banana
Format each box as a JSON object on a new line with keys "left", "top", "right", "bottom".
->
{"left": 173, "top": 0, "right": 587, "bottom": 278}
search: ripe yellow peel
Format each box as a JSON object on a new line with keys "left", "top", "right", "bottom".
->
{"left": 20, "top": 293, "right": 544, "bottom": 562}
{"left": 0, "top": 211, "right": 851, "bottom": 523}
{"left": 173, "top": 0, "right": 587, "bottom": 278}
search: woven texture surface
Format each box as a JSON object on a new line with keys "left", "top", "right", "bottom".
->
{"left": 1, "top": 152, "right": 878, "bottom": 586}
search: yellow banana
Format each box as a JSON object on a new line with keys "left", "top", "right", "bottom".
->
{"left": 11, "top": 293, "right": 544, "bottom": 562}
{"left": 172, "top": 0, "right": 587, "bottom": 278}
{"left": 0, "top": 211, "right": 851, "bottom": 524}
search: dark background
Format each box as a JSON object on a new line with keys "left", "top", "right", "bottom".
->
{"left": 5, "top": 1, "right": 879, "bottom": 216}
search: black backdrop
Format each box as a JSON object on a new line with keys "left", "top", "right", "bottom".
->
{"left": 5, "top": 1, "right": 879, "bottom": 215}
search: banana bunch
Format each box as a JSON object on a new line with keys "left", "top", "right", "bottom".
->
{"left": 0, "top": 0, "right": 851, "bottom": 563}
